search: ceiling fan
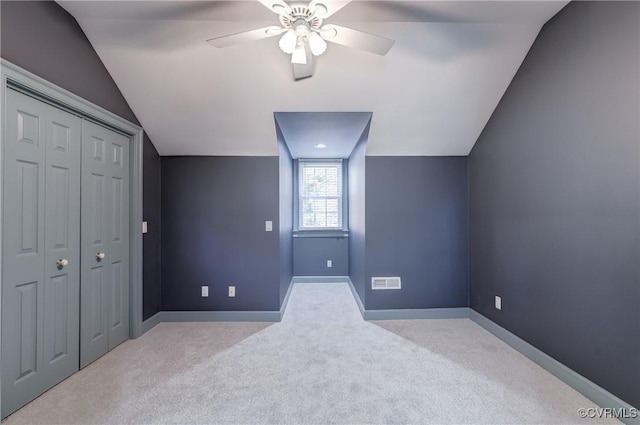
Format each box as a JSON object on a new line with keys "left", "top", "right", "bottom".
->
{"left": 206, "top": 0, "right": 395, "bottom": 80}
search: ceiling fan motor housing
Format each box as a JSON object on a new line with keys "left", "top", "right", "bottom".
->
{"left": 279, "top": 5, "right": 322, "bottom": 31}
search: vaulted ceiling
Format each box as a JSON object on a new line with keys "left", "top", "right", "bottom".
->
{"left": 58, "top": 0, "right": 569, "bottom": 156}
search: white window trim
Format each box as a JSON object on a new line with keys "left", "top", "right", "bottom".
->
{"left": 294, "top": 158, "right": 348, "bottom": 233}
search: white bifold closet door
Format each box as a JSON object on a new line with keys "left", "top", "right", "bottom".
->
{"left": 1, "top": 89, "right": 81, "bottom": 418}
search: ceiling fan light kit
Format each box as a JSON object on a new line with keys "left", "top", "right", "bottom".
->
{"left": 279, "top": 29, "right": 297, "bottom": 54}
{"left": 206, "top": 0, "right": 395, "bottom": 80}
{"left": 308, "top": 32, "right": 327, "bottom": 56}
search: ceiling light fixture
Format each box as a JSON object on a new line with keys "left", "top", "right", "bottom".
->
{"left": 207, "top": 1, "right": 396, "bottom": 81}
{"left": 308, "top": 32, "right": 327, "bottom": 56}
{"left": 314, "top": 143, "right": 328, "bottom": 149}
{"left": 278, "top": 17, "right": 322, "bottom": 65}
{"left": 278, "top": 29, "right": 297, "bottom": 54}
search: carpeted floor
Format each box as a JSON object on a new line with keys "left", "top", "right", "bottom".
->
{"left": 2, "top": 282, "right": 618, "bottom": 424}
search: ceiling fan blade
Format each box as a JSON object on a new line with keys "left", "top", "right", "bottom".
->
{"left": 293, "top": 47, "right": 314, "bottom": 80}
{"left": 207, "top": 26, "right": 285, "bottom": 48}
{"left": 256, "top": 0, "right": 292, "bottom": 16}
{"left": 320, "top": 24, "right": 395, "bottom": 55}
{"left": 309, "top": 0, "right": 351, "bottom": 19}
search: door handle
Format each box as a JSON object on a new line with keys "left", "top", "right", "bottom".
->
{"left": 96, "top": 252, "right": 106, "bottom": 262}
{"left": 56, "top": 258, "right": 69, "bottom": 269}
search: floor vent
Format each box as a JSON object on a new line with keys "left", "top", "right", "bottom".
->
{"left": 371, "top": 277, "right": 401, "bottom": 290}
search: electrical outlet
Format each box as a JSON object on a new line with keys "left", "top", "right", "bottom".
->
{"left": 142, "top": 221, "right": 148, "bottom": 234}
{"left": 201, "top": 286, "right": 209, "bottom": 297}
{"left": 327, "top": 260, "right": 332, "bottom": 268}
{"left": 228, "top": 286, "right": 235, "bottom": 297}
{"left": 265, "top": 221, "right": 273, "bottom": 232}
{"left": 495, "top": 295, "right": 502, "bottom": 310}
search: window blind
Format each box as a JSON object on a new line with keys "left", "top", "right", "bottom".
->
{"left": 298, "top": 160, "right": 343, "bottom": 229}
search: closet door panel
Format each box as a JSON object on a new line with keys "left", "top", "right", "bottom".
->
{"left": 80, "top": 121, "right": 129, "bottom": 366}
{"left": 80, "top": 122, "right": 111, "bottom": 368}
{"left": 2, "top": 90, "right": 81, "bottom": 418}
{"left": 2, "top": 91, "right": 47, "bottom": 418}
{"left": 108, "top": 133, "right": 129, "bottom": 349}
{"left": 43, "top": 105, "right": 81, "bottom": 384}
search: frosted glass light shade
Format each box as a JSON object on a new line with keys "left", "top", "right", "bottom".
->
{"left": 279, "top": 30, "right": 297, "bottom": 54}
{"left": 308, "top": 32, "right": 327, "bottom": 56}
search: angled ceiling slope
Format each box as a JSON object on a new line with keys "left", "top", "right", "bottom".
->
{"left": 275, "top": 112, "right": 371, "bottom": 158}
{"left": 58, "top": 0, "right": 569, "bottom": 157}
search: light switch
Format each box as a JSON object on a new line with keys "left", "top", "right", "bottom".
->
{"left": 142, "top": 221, "right": 148, "bottom": 234}
{"left": 265, "top": 221, "right": 273, "bottom": 232}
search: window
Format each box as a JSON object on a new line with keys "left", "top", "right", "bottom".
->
{"left": 297, "top": 159, "right": 345, "bottom": 230}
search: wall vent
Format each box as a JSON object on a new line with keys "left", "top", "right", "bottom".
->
{"left": 371, "top": 277, "right": 401, "bottom": 290}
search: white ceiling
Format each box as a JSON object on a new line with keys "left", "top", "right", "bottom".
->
{"left": 58, "top": 0, "right": 569, "bottom": 156}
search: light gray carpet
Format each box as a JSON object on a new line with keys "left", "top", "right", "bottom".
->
{"left": 3, "top": 282, "right": 618, "bottom": 424}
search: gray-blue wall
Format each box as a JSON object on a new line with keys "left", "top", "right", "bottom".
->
{"left": 161, "top": 157, "right": 281, "bottom": 311}
{"left": 365, "top": 157, "right": 469, "bottom": 310}
{"left": 277, "top": 123, "right": 294, "bottom": 303}
{"left": 348, "top": 126, "right": 368, "bottom": 304}
{"left": 469, "top": 1, "right": 640, "bottom": 407}
{"left": 293, "top": 237, "right": 349, "bottom": 276}
{"left": 0, "top": 0, "right": 163, "bottom": 323}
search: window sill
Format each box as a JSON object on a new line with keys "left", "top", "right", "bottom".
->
{"left": 293, "top": 230, "right": 349, "bottom": 238}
